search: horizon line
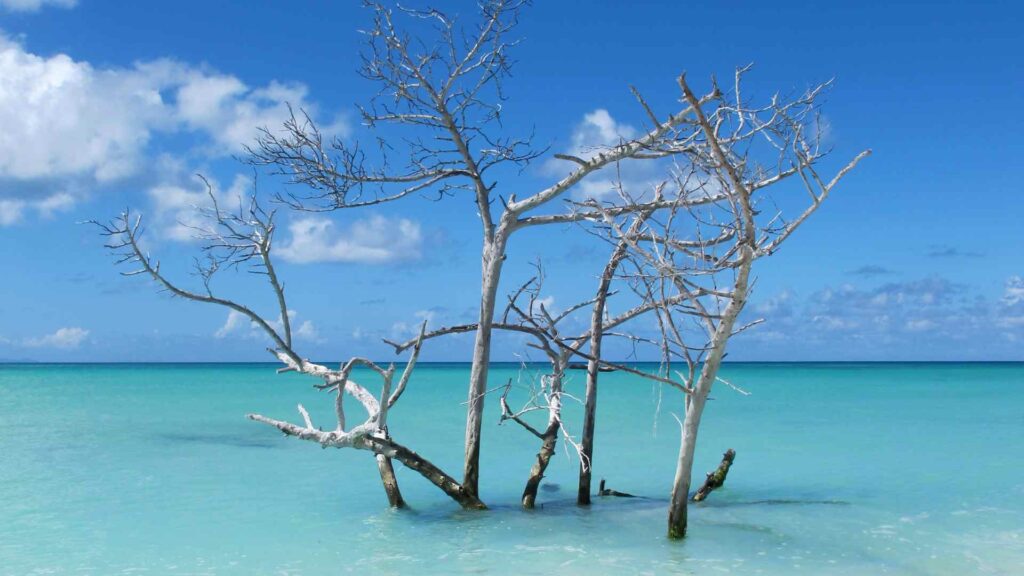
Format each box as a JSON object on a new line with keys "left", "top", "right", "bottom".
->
{"left": 2, "top": 360, "right": 1023, "bottom": 366}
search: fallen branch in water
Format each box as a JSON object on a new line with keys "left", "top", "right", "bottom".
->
{"left": 598, "top": 478, "right": 635, "bottom": 498}
{"left": 692, "top": 449, "right": 735, "bottom": 502}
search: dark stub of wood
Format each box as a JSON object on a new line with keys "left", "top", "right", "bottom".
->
{"left": 598, "top": 478, "right": 635, "bottom": 498}
{"left": 568, "top": 362, "right": 615, "bottom": 372}
{"left": 691, "top": 449, "right": 736, "bottom": 502}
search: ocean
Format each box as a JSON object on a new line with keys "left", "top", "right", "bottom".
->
{"left": 1, "top": 362, "right": 1021, "bottom": 574}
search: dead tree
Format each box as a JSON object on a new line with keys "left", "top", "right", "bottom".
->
{"left": 246, "top": 1, "right": 731, "bottom": 501}
{"left": 388, "top": 240, "right": 694, "bottom": 509}
{"left": 92, "top": 186, "right": 484, "bottom": 510}
{"left": 577, "top": 203, "right": 656, "bottom": 505}
{"left": 595, "top": 68, "right": 869, "bottom": 538}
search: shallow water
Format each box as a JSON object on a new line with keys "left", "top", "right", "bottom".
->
{"left": 1, "top": 362, "right": 1022, "bottom": 575}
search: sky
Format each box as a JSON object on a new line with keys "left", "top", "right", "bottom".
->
{"left": 0, "top": 0, "right": 1021, "bottom": 362}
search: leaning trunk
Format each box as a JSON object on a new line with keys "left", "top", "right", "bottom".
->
{"left": 522, "top": 372, "right": 564, "bottom": 509}
{"left": 691, "top": 449, "right": 735, "bottom": 502}
{"left": 667, "top": 388, "right": 707, "bottom": 538}
{"left": 375, "top": 454, "right": 406, "bottom": 508}
{"left": 364, "top": 435, "right": 487, "bottom": 510}
{"left": 667, "top": 249, "right": 751, "bottom": 539}
{"left": 521, "top": 420, "right": 560, "bottom": 509}
{"left": 248, "top": 413, "right": 486, "bottom": 510}
{"left": 463, "top": 233, "right": 507, "bottom": 499}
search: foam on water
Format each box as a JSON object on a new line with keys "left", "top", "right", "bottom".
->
{"left": 1, "top": 362, "right": 1022, "bottom": 574}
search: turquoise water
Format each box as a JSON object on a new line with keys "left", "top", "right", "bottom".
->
{"left": 1, "top": 362, "right": 1022, "bottom": 575}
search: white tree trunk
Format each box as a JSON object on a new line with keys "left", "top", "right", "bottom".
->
{"left": 463, "top": 232, "right": 508, "bottom": 497}
{"left": 667, "top": 248, "right": 751, "bottom": 539}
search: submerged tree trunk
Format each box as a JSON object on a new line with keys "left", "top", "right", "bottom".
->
{"left": 463, "top": 232, "right": 508, "bottom": 500}
{"left": 375, "top": 454, "right": 406, "bottom": 508}
{"left": 691, "top": 449, "right": 735, "bottom": 502}
{"left": 365, "top": 435, "right": 487, "bottom": 510}
{"left": 577, "top": 330, "right": 603, "bottom": 505}
{"left": 578, "top": 221, "right": 643, "bottom": 505}
{"left": 521, "top": 368, "right": 565, "bottom": 509}
{"left": 667, "top": 249, "right": 751, "bottom": 539}
{"left": 667, "top": 383, "right": 706, "bottom": 538}
{"left": 521, "top": 420, "right": 560, "bottom": 509}
{"left": 249, "top": 413, "right": 486, "bottom": 510}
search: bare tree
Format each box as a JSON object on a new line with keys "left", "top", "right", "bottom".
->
{"left": 386, "top": 234, "right": 696, "bottom": 509}
{"left": 92, "top": 185, "right": 485, "bottom": 510}
{"left": 246, "top": 1, "right": 735, "bottom": 500}
{"left": 592, "top": 69, "right": 869, "bottom": 538}
{"left": 93, "top": 2, "right": 869, "bottom": 537}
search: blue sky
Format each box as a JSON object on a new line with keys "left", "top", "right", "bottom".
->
{"left": 0, "top": 0, "right": 1021, "bottom": 362}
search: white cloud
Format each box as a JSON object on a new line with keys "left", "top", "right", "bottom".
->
{"left": 24, "top": 327, "right": 89, "bottom": 349}
{"left": 572, "top": 109, "right": 638, "bottom": 156}
{"left": 755, "top": 290, "right": 793, "bottom": 316}
{"left": 35, "top": 191, "right": 75, "bottom": 217}
{"left": 215, "top": 309, "right": 322, "bottom": 343}
{"left": 535, "top": 295, "right": 556, "bottom": 315}
{"left": 544, "top": 108, "right": 663, "bottom": 201}
{"left": 905, "top": 319, "right": 937, "bottom": 332}
{"left": 214, "top": 310, "right": 249, "bottom": 339}
{"left": 1003, "top": 276, "right": 1024, "bottom": 306}
{"left": 0, "top": 35, "right": 159, "bottom": 182}
{"left": 391, "top": 309, "right": 444, "bottom": 339}
{"left": 147, "top": 173, "right": 249, "bottom": 241}
{"left": 0, "top": 199, "right": 25, "bottom": 226}
{"left": 0, "top": 34, "right": 344, "bottom": 225}
{"left": 276, "top": 215, "right": 423, "bottom": 264}
{"left": 294, "top": 320, "right": 322, "bottom": 343}
{"left": 811, "top": 315, "right": 859, "bottom": 331}
{"left": 0, "top": 0, "right": 75, "bottom": 12}
{"left": 174, "top": 75, "right": 340, "bottom": 154}
{"left": 0, "top": 192, "right": 77, "bottom": 226}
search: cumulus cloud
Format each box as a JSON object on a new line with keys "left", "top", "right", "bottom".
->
{"left": 214, "top": 310, "right": 250, "bottom": 339}
{"left": 0, "top": 199, "right": 25, "bottom": 226}
{"left": 570, "top": 109, "right": 638, "bottom": 156}
{"left": 744, "top": 277, "right": 977, "bottom": 344}
{"left": 544, "top": 109, "right": 663, "bottom": 201}
{"left": 0, "top": 0, "right": 75, "bottom": 12}
{"left": 215, "top": 309, "right": 322, "bottom": 343}
{"left": 733, "top": 273, "right": 1024, "bottom": 359}
{"left": 1003, "top": 276, "right": 1024, "bottom": 306}
{"left": 24, "top": 327, "right": 89, "bottom": 349}
{"left": 0, "top": 192, "right": 79, "bottom": 226}
{"left": 390, "top": 308, "right": 445, "bottom": 339}
{"left": 0, "top": 35, "right": 160, "bottom": 183}
{"left": 276, "top": 215, "right": 423, "bottom": 264}
{"left": 293, "top": 320, "right": 321, "bottom": 342}
{"left": 0, "top": 34, "right": 343, "bottom": 224}
{"left": 535, "top": 295, "right": 556, "bottom": 314}
{"left": 146, "top": 173, "right": 249, "bottom": 241}
{"left": 754, "top": 290, "right": 794, "bottom": 317}
{"left": 997, "top": 276, "right": 1024, "bottom": 329}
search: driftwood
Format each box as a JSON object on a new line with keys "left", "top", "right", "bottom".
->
{"left": 691, "top": 449, "right": 735, "bottom": 502}
{"left": 598, "top": 479, "right": 635, "bottom": 498}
